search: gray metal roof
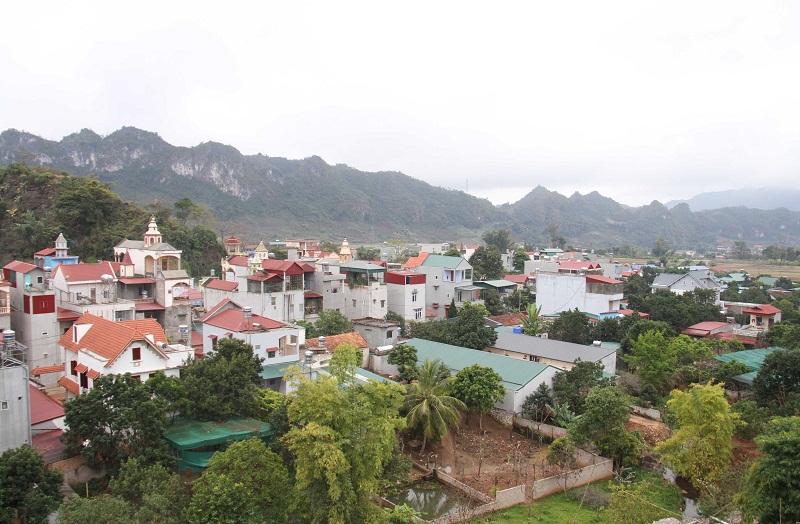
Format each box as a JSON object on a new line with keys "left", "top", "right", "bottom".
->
{"left": 490, "top": 331, "right": 616, "bottom": 363}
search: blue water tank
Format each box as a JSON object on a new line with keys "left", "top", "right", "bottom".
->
{"left": 512, "top": 326, "right": 522, "bottom": 334}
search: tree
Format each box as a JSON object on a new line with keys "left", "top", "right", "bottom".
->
{"left": 520, "top": 303, "right": 544, "bottom": 336}
{"left": 182, "top": 352, "right": 261, "bottom": 421}
{"left": 522, "top": 383, "right": 553, "bottom": 423}
{"left": 0, "top": 445, "right": 63, "bottom": 524}
{"left": 355, "top": 245, "right": 381, "bottom": 261}
{"left": 286, "top": 370, "right": 405, "bottom": 523}
{"left": 442, "top": 247, "right": 461, "bottom": 257}
{"left": 469, "top": 245, "right": 504, "bottom": 280}
{"left": 548, "top": 309, "right": 595, "bottom": 345}
{"left": 569, "top": 386, "right": 636, "bottom": 468}
{"left": 732, "top": 240, "right": 750, "bottom": 259}
{"left": 314, "top": 308, "right": 351, "bottom": 336}
{"left": 752, "top": 348, "right": 800, "bottom": 408}
{"left": 605, "top": 479, "right": 676, "bottom": 524}
{"left": 551, "top": 360, "right": 609, "bottom": 415}
{"left": 656, "top": 382, "right": 738, "bottom": 489}
{"left": 59, "top": 496, "right": 137, "bottom": 524}
{"left": 404, "top": 358, "right": 466, "bottom": 453}
{"left": 546, "top": 437, "right": 578, "bottom": 492}
{"left": 186, "top": 439, "right": 291, "bottom": 524}
{"left": 764, "top": 322, "right": 800, "bottom": 350}
{"left": 739, "top": 416, "right": 800, "bottom": 524}
{"left": 482, "top": 228, "right": 514, "bottom": 252}
{"left": 651, "top": 237, "right": 670, "bottom": 261}
{"left": 384, "top": 310, "right": 406, "bottom": 335}
{"left": 105, "top": 458, "right": 188, "bottom": 523}
{"left": 512, "top": 248, "right": 530, "bottom": 272}
{"left": 328, "top": 342, "right": 363, "bottom": 384}
{"left": 450, "top": 364, "right": 505, "bottom": 430}
{"left": 624, "top": 331, "right": 676, "bottom": 394}
{"left": 449, "top": 301, "right": 498, "bottom": 350}
{"left": 387, "top": 344, "right": 418, "bottom": 382}
{"left": 620, "top": 319, "right": 675, "bottom": 352}
{"left": 407, "top": 319, "right": 452, "bottom": 343}
{"left": 543, "top": 223, "right": 565, "bottom": 249}
{"left": 62, "top": 374, "right": 172, "bottom": 470}
{"left": 447, "top": 297, "right": 458, "bottom": 319}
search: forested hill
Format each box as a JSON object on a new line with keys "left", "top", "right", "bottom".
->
{"left": 0, "top": 163, "right": 224, "bottom": 276}
{"left": 3, "top": 127, "right": 800, "bottom": 249}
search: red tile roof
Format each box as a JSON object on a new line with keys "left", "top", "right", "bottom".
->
{"left": 58, "top": 376, "right": 80, "bottom": 394}
{"left": 74, "top": 363, "right": 88, "bottom": 374}
{"left": 248, "top": 273, "right": 282, "bottom": 282}
{"left": 3, "top": 261, "right": 38, "bottom": 274}
{"left": 262, "top": 260, "right": 315, "bottom": 275}
{"left": 59, "top": 314, "right": 168, "bottom": 367}
{"left": 57, "top": 307, "right": 81, "bottom": 322}
{"left": 205, "top": 279, "right": 239, "bottom": 291}
{"left": 191, "top": 330, "right": 203, "bottom": 348}
{"left": 228, "top": 255, "right": 250, "bottom": 267}
{"left": 503, "top": 274, "right": 529, "bottom": 284}
{"left": 30, "top": 364, "right": 65, "bottom": 375}
{"left": 487, "top": 312, "right": 527, "bottom": 326}
{"left": 55, "top": 261, "right": 117, "bottom": 283}
{"left": 586, "top": 275, "right": 623, "bottom": 285}
{"left": 35, "top": 248, "right": 57, "bottom": 256}
{"left": 29, "top": 385, "right": 65, "bottom": 425}
{"left": 306, "top": 332, "right": 368, "bottom": 351}
{"left": 202, "top": 308, "right": 287, "bottom": 332}
{"left": 86, "top": 369, "right": 101, "bottom": 380}
{"left": 304, "top": 291, "right": 323, "bottom": 299}
{"left": 119, "top": 277, "right": 156, "bottom": 285}
{"left": 121, "top": 250, "right": 134, "bottom": 264}
{"left": 742, "top": 304, "right": 782, "bottom": 316}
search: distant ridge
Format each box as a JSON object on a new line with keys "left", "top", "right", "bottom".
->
{"left": 3, "top": 127, "right": 800, "bottom": 250}
{"left": 666, "top": 187, "right": 800, "bottom": 212}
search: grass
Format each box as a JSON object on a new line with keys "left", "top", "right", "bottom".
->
{"left": 469, "top": 471, "right": 683, "bottom": 524}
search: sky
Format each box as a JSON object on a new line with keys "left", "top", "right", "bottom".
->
{"left": 2, "top": 1, "right": 799, "bottom": 207}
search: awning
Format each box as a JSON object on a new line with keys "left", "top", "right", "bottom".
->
{"left": 57, "top": 376, "right": 80, "bottom": 395}
{"left": 57, "top": 308, "right": 81, "bottom": 322}
{"left": 136, "top": 302, "right": 165, "bottom": 311}
{"left": 454, "top": 285, "right": 483, "bottom": 291}
{"left": 304, "top": 291, "right": 323, "bottom": 299}
{"left": 31, "top": 364, "right": 65, "bottom": 375}
{"left": 260, "top": 363, "right": 292, "bottom": 381}
{"left": 74, "top": 363, "right": 88, "bottom": 374}
{"left": 119, "top": 277, "right": 156, "bottom": 285}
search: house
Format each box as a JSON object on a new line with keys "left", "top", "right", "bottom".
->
{"left": 487, "top": 331, "right": 617, "bottom": 375}
{"left": 339, "top": 261, "right": 388, "bottom": 319}
{"left": 52, "top": 262, "right": 135, "bottom": 321}
{"left": 535, "top": 273, "right": 624, "bottom": 316}
{"left": 306, "top": 332, "right": 371, "bottom": 368}
{"left": 742, "top": 304, "right": 782, "bottom": 330}
{"left": 557, "top": 261, "right": 602, "bottom": 275}
{"left": 57, "top": 314, "right": 193, "bottom": 398}
{"left": 204, "top": 259, "right": 316, "bottom": 323}
{"left": 199, "top": 299, "right": 303, "bottom": 363}
{"left": 0, "top": 354, "right": 31, "bottom": 452}
{"left": 418, "top": 243, "right": 451, "bottom": 255}
{"left": 308, "top": 259, "right": 346, "bottom": 318}
{"left": 385, "top": 270, "right": 426, "bottom": 322}
{"left": 351, "top": 317, "right": 400, "bottom": 348}
{"left": 29, "top": 383, "right": 66, "bottom": 463}
{"left": 651, "top": 270, "right": 722, "bottom": 302}
{"left": 681, "top": 321, "right": 733, "bottom": 339}
{"left": 406, "top": 253, "right": 482, "bottom": 319}
{"left": 3, "top": 261, "right": 59, "bottom": 371}
{"left": 390, "top": 338, "right": 560, "bottom": 413}
{"left": 33, "top": 233, "right": 80, "bottom": 269}
{"left": 474, "top": 279, "right": 517, "bottom": 298}
{"left": 486, "top": 312, "right": 527, "bottom": 328}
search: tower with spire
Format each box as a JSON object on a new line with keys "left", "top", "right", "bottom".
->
{"left": 143, "top": 215, "right": 163, "bottom": 246}
{"left": 339, "top": 238, "right": 353, "bottom": 263}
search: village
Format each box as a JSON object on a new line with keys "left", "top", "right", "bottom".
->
{"left": 2, "top": 218, "right": 799, "bottom": 524}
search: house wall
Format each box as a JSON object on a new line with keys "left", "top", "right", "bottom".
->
{"left": 0, "top": 363, "right": 31, "bottom": 452}
{"left": 342, "top": 283, "right": 388, "bottom": 320}
{"left": 386, "top": 282, "right": 425, "bottom": 321}
{"left": 512, "top": 366, "right": 560, "bottom": 413}
{"left": 202, "top": 324, "right": 303, "bottom": 366}
{"left": 536, "top": 273, "right": 622, "bottom": 316}
{"left": 204, "top": 288, "right": 304, "bottom": 324}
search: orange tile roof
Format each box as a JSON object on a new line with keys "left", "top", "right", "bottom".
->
{"left": 305, "top": 332, "right": 368, "bottom": 351}
{"left": 74, "top": 363, "right": 88, "bottom": 374}
{"left": 487, "top": 312, "right": 527, "bottom": 327}
{"left": 403, "top": 252, "right": 430, "bottom": 269}
{"left": 58, "top": 376, "right": 80, "bottom": 395}
{"left": 59, "top": 314, "right": 168, "bottom": 367}
{"left": 86, "top": 369, "right": 101, "bottom": 380}
{"left": 57, "top": 307, "right": 81, "bottom": 322}
{"left": 205, "top": 279, "right": 239, "bottom": 291}
{"left": 55, "top": 261, "right": 117, "bottom": 283}
{"left": 262, "top": 260, "right": 315, "bottom": 275}
{"left": 742, "top": 304, "right": 782, "bottom": 316}
{"left": 31, "top": 364, "right": 65, "bottom": 375}
{"left": 203, "top": 308, "right": 287, "bottom": 332}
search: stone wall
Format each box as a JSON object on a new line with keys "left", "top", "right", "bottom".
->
{"left": 513, "top": 417, "right": 568, "bottom": 441}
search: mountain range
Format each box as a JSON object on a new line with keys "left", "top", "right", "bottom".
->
{"left": 665, "top": 188, "right": 800, "bottom": 212}
{"left": 2, "top": 127, "right": 800, "bottom": 250}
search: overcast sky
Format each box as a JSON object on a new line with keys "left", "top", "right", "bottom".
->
{"left": 2, "top": 2, "right": 799, "bottom": 207}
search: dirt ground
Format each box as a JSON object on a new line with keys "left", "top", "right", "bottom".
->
{"left": 626, "top": 414, "right": 672, "bottom": 446}
{"left": 406, "top": 414, "right": 554, "bottom": 493}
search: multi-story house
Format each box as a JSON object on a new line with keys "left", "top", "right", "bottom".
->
{"left": 199, "top": 299, "right": 304, "bottom": 392}
{"left": 340, "top": 261, "right": 388, "bottom": 320}
{"left": 204, "top": 259, "right": 315, "bottom": 323}
{"left": 0, "top": 350, "right": 31, "bottom": 452}
{"left": 405, "top": 253, "right": 481, "bottom": 319}
{"left": 308, "top": 259, "right": 346, "bottom": 317}
{"left": 57, "top": 314, "right": 193, "bottom": 398}
{"left": 535, "top": 273, "right": 624, "bottom": 316}
{"left": 2, "top": 261, "right": 60, "bottom": 372}
{"left": 385, "top": 270, "right": 426, "bottom": 321}
{"left": 651, "top": 270, "right": 722, "bottom": 302}
{"left": 33, "top": 233, "right": 80, "bottom": 269}
{"left": 52, "top": 262, "right": 136, "bottom": 322}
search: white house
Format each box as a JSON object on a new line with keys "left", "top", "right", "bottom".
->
{"left": 57, "top": 314, "right": 193, "bottom": 398}
{"left": 405, "top": 253, "right": 482, "bottom": 319}
{"left": 651, "top": 270, "right": 722, "bottom": 302}
{"left": 385, "top": 270, "right": 426, "bottom": 321}
{"left": 535, "top": 273, "right": 624, "bottom": 316}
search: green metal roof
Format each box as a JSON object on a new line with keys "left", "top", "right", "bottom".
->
{"left": 454, "top": 284, "right": 483, "bottom": 291}
{"left": 405, "top": 338, "right": 553, "bottom": 391}
{"left": 715, "top": 346, "right": 782, "bottom": 385}
{"left": 260, "top": 363, "right": 293, "bottom": 381}
{"left": 339, "top": 261, "right": 387, "bottom": 273}
{"left": 421, "top": 254, "right": 470, "bottom": 269}
{"left": 164, "top": 418, "right": 274, "bottom": 451}
{"left": 474, "top": 280, "right": 517, "bottom": 290}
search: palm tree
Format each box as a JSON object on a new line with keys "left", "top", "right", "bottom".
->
{"left": 521, "top": 303, "right": 545, "bottom": 336}
{"left": 404, "top": 358, "right": 466, "bottom": 454}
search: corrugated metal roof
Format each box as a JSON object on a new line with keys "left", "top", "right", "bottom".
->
{"left": 405, "top": 338, "right": 553, "bottom": 391}
{"left": 490, "top": 331, "right": 616, "bottom": 363}
{"left": 474, "top": 280, "right": 517, "bottom": 289}
{"left": 715, "top": 346, "right": 782, "bottom": 385}
{"left": 420, "top": 254, "right": 470, "bottom": 269}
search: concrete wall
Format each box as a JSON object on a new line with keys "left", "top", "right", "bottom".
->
{"left": 528, "top": 458, "right": 614, "bottom": 500}
{"left": 0, "top": 362, "right": 31, "bottom": 452}
{"left": 514, "top": 418, "right": 569, "bottom": 440}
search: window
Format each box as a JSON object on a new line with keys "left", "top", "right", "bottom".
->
{"left": 1, "top": 400, "right": 8, "bottom": 410}
{"left": 386, "top": 330, "right": 393, "bottom": 339}
{"left": 352, "top": 299, "right": 357, "bottom": 307}
{"left": 381, "top": 300, "right": 385, "bottom": 308}
{"left": 414, "top": 308, "right": 423, "bottom": 320}
{"left": 80, "top": 373, "right": 88, "bottom": 389}
{"left": 70, "top": 360, "right": 77, "bottom": 376}
{"left": 268, "top": 352, "right": 275, "bottom": 359}
{"left": 254, "top": 344, "right": 261, "bottom": 350}
{"left": 412, "top": 289, "right": 418, "bottom": 302}
{"left": 132, "top": 347, "right": 141, "bottom": 361}
{"left": 37, "top": 276, "right": 43, "bottom": 284}
{"left": 271, "top": 297, "right": 276, "bottom": 306}
{"left": 149, "top": 373, "right": 157, "bottom": 379}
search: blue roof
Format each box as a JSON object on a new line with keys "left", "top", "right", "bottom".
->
{"left": 404, "top": 338, "right": 554, "bottom": 391}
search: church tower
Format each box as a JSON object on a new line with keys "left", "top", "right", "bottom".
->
{"left": 143, "top": 215, "right": 163, "bottom": 246}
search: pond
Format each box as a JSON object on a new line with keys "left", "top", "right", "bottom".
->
{"left": 386, "top": 481, "right": 470, "bottom": 520}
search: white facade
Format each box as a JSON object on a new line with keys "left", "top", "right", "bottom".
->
{"left": 535, "top": 273, "right": 624, "bottom": 316}
{"left": 202, "top": 324, "right": 304, "bottom": 366}
{"left": 343, "top": 281, "right": 388, "bottom": 320}
{"left": 0, "top": 359, "right": 32, "bottom": 452}
{"left": 386, "top": 281, "right": 425, "bottom": 321}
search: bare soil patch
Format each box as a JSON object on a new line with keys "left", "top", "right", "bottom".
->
{"left": 626, "top": 414, "right": 671, "bottom": 446}
{"left": 406, "top": 414, "right": 555, "bottom": 494}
